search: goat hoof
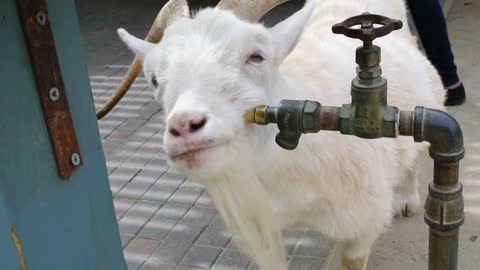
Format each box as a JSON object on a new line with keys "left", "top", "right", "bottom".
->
{"left": 342, "top": 256, "right": 368, "bottom": 270}
{"left": 394, "top": 201, "right": 420, "bottom": 218}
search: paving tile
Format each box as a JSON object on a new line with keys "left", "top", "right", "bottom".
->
{"left": 107, "top": 163, "right": 119, "bottom": 175}
{"left": 146, "top": 242, "right": 192, "bottom": 266}
{"left": 140, "top": 263, "right": 175, "bottom": 270}
{"left": 209, "top": 214, "right": 229, "bottom": 230}
{"left": 156, "top": 171, "right": 187, "bottom": 189}
{"left": 155, "top": 203, "right": 190, "bottom": 221}
{"left": 123, "top": 153, "right": 158, "bottom": 169}
{"left": 138, "top": 218, "right": 177, "bottom": 241}
{"left": 116, "top": 180, "right": 152, "bottom": 199}
{"left": 182, "top": 207, "right": 216, "bottom": 227}
{"left": 99, "top": 118, "right": 127, "bottom": 139}
{"left": 163, "top": 220, "right": 206, "bottom": 244}
{"left": 144, "top": 153, "right": 169, "bottom": 172}
{"left": 113, "top": 198, "right": 136, "bottom": 220}
{"left": 175, "top": 267, "right": 204, "bottom": 270}
{"left": 137, "top": 168, "right": 167, "bottom": 183}
{"left": 108, "top": 141, "right": 145, "bottom": 167}
{"left": 128, "top": 262, "right": 137, "bottom": 270}
{"left": 123, "top": 140, "right": 161, "bottom": 168}
{"left": 180, "top": 246, "right": 222, "bottom": 269}
{"left": 102, "top": 138, "right": 124, "bottom": 153}
{"left": 288, "top": 256, "right": 327, "bottom": 270}
{"left": 181, "top": 179, "right": 205, "bottom": 189}
{"left": 194, "top": 191, "right": 216, "bottom": 209}
{"left": 143, "top": 185, "right": 177, "bottom": 202}
{"left": 117, "top": 169, "right": 163, "bottom": 199}
{"left": 111, "top": 140, "right": 145, "bottom": 152}
{"left": 124, "top": 238, "right": 161, "bottom": 270}
{"left": 226, "top": 236, "right": 242, "bottom": 251}
{"left": 196, "top": 224, "right": 232, "bottom": 248}
{"left": 212, "top": 250, "right": 250, "bottom": 270}
{"left": 293, "top": 231, "right": 333, "bottom": 258}
{"left": 108, "top": 118, "right": 149, "bottom": 140}
{"left": 168, "top": 188, "right": 203, "bottom": 206}
{"left": 109, "top": 167, "right": 141, "bottom": 196}
{"left": 137, "top": 101, "right": 162, "bottom": 120}
{"left": 284, "top": 230, "right": 304, "bottom": 255}
{"left": 137, "top": 203, "right": 190, "bottom": 240}
{"left": 226, "top": 230, "right": 307, "bottom": 258}
{"left": 118, "top": 201, "right": 162, "bottom": 235}
{"left": 120, "top": 234, "right": 134, "bottom": 248}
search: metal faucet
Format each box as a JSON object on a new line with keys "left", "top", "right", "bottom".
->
{"left": 245, "top": 13, "right": 465, "bottom": 270}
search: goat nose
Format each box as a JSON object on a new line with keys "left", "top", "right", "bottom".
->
{"left": 168, "top": 114, "right": 208, "bottom": 137}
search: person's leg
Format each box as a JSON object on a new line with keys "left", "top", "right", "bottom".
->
{"left": 407, "top": 0, "right": 466, "bottom": 106}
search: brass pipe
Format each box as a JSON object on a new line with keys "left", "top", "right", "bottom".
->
{"left": 244, "top": 101, "right": 341, "bottom": 150}
{"left": 433, "top": 161, "right": 460, "bottom": 189}
{"left": 429, "top": 229, "right": 459, "bottom": 270}
{"left": 316, "top": 106, "right": 341, "bottom": 131}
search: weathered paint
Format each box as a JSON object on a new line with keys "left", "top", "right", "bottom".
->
{"left": 0, "top": 0, "right": 127, "bottom": 269}
{"left": 10, "top": 226, "right": 27, "bottom": 270}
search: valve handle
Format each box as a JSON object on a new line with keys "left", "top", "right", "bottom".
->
{"left": 332, "top": 12, "right": 403, "bottom": 42}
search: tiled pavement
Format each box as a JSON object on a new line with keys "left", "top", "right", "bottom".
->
{"left": 78, "top": 1, "right": 333, "bottom": 270}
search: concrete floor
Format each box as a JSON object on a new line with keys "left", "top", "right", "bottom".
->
{"left": 78, "top": 0, "right": 480, "bottom": 269}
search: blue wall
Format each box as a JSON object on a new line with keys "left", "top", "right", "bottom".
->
{"left": 0, "top": 0, "right": 127, "bottom": 269}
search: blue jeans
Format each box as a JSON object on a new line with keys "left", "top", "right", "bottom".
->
{"left": 407, "top": 0, "right": 460, "bottom": 87}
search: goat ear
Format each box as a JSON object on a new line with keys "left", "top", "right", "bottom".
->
{"left": 268, "top": 0, "right": 315, "bottom": 65}
{"left": 117, "top": 28, "right": 155, "bottom": 61}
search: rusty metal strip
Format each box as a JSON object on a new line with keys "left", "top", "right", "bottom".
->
{"left": 10, "top": 226, "right": 28, "bottom": 270}
{"left": 16, "top": 0, "right": 82, "bottom": 179}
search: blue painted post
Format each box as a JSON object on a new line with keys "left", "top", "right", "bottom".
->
{"left": 0, "top": 0, "right": 127, "bottom": 269}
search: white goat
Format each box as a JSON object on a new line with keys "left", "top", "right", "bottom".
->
{"left": 118, "top": 0, "right": 445, "bottom": 269}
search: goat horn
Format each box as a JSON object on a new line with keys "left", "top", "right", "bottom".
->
{"left": 217, "top": 0, "right": 290, "bottom": 22}
{"left": 96, "top": 0, "right": 190, "bottom": 119}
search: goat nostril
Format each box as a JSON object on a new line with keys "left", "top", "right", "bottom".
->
{"left": 189, "top": 118, "right": 207, "bottom": 133}
{"left": 169, "top": 128, "right": 181, "bottom": 137}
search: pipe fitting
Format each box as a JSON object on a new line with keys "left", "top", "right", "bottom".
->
{"left": 413, "top": 107, "right": 465, "bottom": 162}
{"left": 244, "top": 101, "right": 342, "bottom": 150}
{"left": 424, "top": 183, "right": 464, "bottom": 231}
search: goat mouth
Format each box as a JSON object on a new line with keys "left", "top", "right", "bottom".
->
{"left": 170, "top": 143, "right": 223, "bottom": 162}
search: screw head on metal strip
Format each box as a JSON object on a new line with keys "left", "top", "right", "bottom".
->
{"left": 70, "top": 153, "right": 81, "bottom": 166}
{"left": 49, "top": 87, "right": 60, "bottom": 101}
{"left": 36, "top": 10, "right": 47, "bottom": 25}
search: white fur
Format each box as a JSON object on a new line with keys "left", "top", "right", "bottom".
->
{"left": 118, "top": 0, "right": 445, "bottom": 269}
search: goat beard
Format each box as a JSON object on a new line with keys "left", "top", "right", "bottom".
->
{"left": 201, "top": 144, "right": 288, "bottom": 270}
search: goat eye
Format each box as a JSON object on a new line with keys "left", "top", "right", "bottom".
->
{"left": 248, "top": 53, "right": 264, "bottom": 64}
{"left": 151, "top": 76, "right": 158, "bottom": 87}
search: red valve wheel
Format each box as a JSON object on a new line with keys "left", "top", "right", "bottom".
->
{"left": 332, "top": 12, "right": 403, "bottom": 42}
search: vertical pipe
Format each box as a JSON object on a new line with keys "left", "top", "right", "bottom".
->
{"left": 400, "top": 109, "right": 464, "bottom": 270}
{"left": 433, "top": 161, "right": 459, "bottom": 189}
{"left": 429, "top": 229, "right": 459, "bottom": 270}
{"left": 426, "top": 161, "right": 463, "bottom": 270}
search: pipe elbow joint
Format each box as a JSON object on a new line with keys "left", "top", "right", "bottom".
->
{"left": 413, "top": 107, "right": 465, "bottom": 162}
